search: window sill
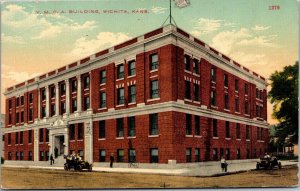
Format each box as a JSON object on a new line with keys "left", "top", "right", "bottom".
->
{"left": 257, "top": 140, "right": 265, "bottom": 143}
{"left": 224, "top": 109, "right": 230, "bottom": 112}
{"left": 98, "top": 138, "right": 106, "bottom": 140}
{"left": 236, "top": 139, "right": 241, "bottom": 141}
{"left": 116, "top": 137, "right": 124, "bottom": 140}
{"left": 116, "top": 78, "right": 124, "bottom": 82}
{"left": 150, "top": 74, "right": 158, "bottom": 79}
{"left": 211, "top": 81, "right": 216, "bottom": 84}
{"left": 100, "top": 83, "right": 106, "bottom": 86}
{"left": 244, "top": 114, "right": 250, "bottom": 117}
{"left": 184, "top": 98, "right": 192, "bottom": 102}
{"left": 147, "top": 98, "right": 160, "bottom": 102}
{"left": 150, "top": 69, "right": 158, "bottom": 73}
{"left": 213, "top": 137, "right": 219, "bottom": 139}
{"left": 185, "top": 135, "right": 193, "bottom": 137}
{"left": 148, "top": 135, "right": 159, "bottom": 138}
{"left": 77, "top": 139, "right": 83, "bottom": 141}
{"left": 116, "top": 104, "right": 125, "bottom": 107}
{"left": 128, "top": 102, "right": 136, "bottom": 105}
{"left": 184, "top": 70, "right": 192, "bottom": 74}
{"left": 235, "top": 90, "right": 239, "bottom": 93}
{"left": 224, "top": 86, "right": 228, "bottom": 89}
{"left": 234, "top": 112, "right": 241, "bottom": 114}
{"left": 127, "top": 75, "right": 136, "bottom": 79}
{"left": 225, "top": 138, "right": 231, "bottom": 140}
{"left": 28, "top": 143, "right": 32, "bottom": 145}
{"left": 98, "top": 107, "right": 107, "bottom": 110}
{"left": 211, "top": 105, "right": 218, "bottom": 109}
{"left": 246, "top": 139, "right": 250, "bottom": 142}
{"left": 194, "top": 101, "right": 200, "bottom": 104}
{"left": 70, "top": 140, "right": 75, "bottom": 142}
{"left": 194, "top": 135, "right": 202, "bottom": 138}
{"left": 127, "top": 136, "right": 136, "bottom": 139}
{"left": 193, "top": 73, "right": 200, "bottom": 77}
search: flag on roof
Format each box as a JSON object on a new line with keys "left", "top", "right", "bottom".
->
{"left": 173, "top": 0, "right": 190, "bottom": 8}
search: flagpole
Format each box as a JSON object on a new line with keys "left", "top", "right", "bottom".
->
{"left": 169, "top": 0, "right": 171, "bottom": 24}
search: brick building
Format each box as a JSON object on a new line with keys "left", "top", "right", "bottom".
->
{"left": 3, "top": 24, "right": 268, "bottom": 164}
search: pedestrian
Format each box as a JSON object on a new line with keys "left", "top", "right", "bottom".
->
{"left": 110, "top": 153, "right": 114, "bottom": 168}
{"left": 54, "top": 147, "right": 58, "bottom": 158}
{"left": 50, "top": 154, "right": 55, "bottom": 165}
{"left": 220, "top": 156, "right": 227, "bottom": 172}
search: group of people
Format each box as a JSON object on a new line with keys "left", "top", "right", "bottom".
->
{"left": 65, "top": 153, "right": 82, "bottom": 162}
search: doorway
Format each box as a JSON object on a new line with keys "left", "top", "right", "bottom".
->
{"left": 54, "top": 135, "right": 65, "bottom": 158}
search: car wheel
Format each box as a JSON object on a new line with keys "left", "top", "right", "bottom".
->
{"left": 256, "top": 164, "right": 260, "bottom": 170}
{"left": 278, "top": 163, "right": 282, "bottom": 169}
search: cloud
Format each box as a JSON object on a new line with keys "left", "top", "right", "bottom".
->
{"left": 68, "top": 32, "right": 131, "bottom": 59}
{"left": 192, "top": 18, "right": 223, "bottom": 35}
{"left": 238, "top": 35, "right": 278, "bottom": 47}
{"left": 151, "top": 6, "right": 167, "bottom": 14}
{"left": 2, "top": 4, "right": 97, "bottom": 40}
{"left": 211, "top": 28, "right": 251, "bottom": 54}
{"left": 1, "top": 33, "right": 25, "bottom": 44}
{"left": 3, "top": 71, "right": 42, "bottom": 84}
{"left": 252, "top": 25, "right": 271, "bottom": 31}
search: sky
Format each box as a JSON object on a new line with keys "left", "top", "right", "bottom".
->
{"left": 1, "top": 0, "right": 299, "bottom": 125}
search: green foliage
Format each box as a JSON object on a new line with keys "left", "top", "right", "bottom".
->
{"left": 268, "top": 61, "right": 298, "bottom": 143}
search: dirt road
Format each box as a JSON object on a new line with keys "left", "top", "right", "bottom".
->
{"left": 1, "top": 165, "right": 298, "bottom": 189}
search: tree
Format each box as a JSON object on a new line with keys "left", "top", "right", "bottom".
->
{"left": 268, "top": 61, "right": 298, "bottom": 144}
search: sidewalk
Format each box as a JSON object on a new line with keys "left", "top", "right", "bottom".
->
{"left": 2, "top": 160, "right": 298, "bottom": 177}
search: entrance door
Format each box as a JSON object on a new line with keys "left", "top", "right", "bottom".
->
{"left": 54, "top": 135, "right": 65, "bottom": 158}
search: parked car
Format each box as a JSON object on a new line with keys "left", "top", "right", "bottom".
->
{"left": 64, "top": 157, "right": 92, "bottom": 171}
{"left": 256, "top": 156, "right": 282, "bottom": 170}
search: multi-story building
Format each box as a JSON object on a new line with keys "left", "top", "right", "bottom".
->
{"left": 3, "top": 24, "right": 268, "bottom": 164}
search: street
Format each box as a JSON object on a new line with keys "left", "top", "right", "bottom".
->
{"left": 1, "top": 165, "right": 298, "bottom": 189}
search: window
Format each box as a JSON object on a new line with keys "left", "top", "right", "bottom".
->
{"left": 195, "top": 115, "right": 200, "bottom": 135}
{"left": 244, "top": 84, "right": 248, "bottom": 95}
{"left": 8, "top": 152, "right": 12, "bottom": 160}
{"left": 28, "top": 151, "right": 33, "bottom": 161}
{"left": 213, "top": 148, "right": 218, "bottom": 160}
{"left": 224, "top": 94, "right": 229, "bottom": 109}
{"left": 235, "top": 79, "right": 239, "bottom": 91}
{"left": 72, "top": 99, "right": 77, "bottom": 113}
{"left": 79, "top": 150, "right": 84, "bottom": 160}
{"left": 236, "top": 124, "right": 240, "bottom": 139}
{"left": 128, "top": 116, "right": 135, "bottom": 137}
{"left": 128, "top": 149, "right": 136, "bottom": 162}
{"left": 150, "top": 80, "right": 159, "bottom": 99}
{"left": 20, "top": 131, "right": 23, "bottom": 144}
{"left": 193, "top": 59, "right": 199, "bottom": 74}
{"left": 257, "top": 127, "right": 260, "bottom": 140}
{"left": 220, "top": 148, "right": 224, "bottom": 159}
{"left": 225, "top": 121, "right": 230, "bottom": 138}
{"left": 15, "top": 132, "right": 19, "bottom": 144}
{"left": 50, "top": 104, "right": 55, "bottom": 117}
{"left": 195, "top": 148, "right": 200, "bottom": 162}
{"left": 117, "top": 149, "right": 124, "bottom": 162}
{"left": 9, "top": 114, "right": 12, "bottom": 124}
{"left": 150, "top": 148, "right": 158, "bottom": 163}
{"left": 50, "top": 86, "right": 55, "bottom": 98}
{"left": 21, "top": 111, "right": 24, "bottom": 122}
{"left": 150, "top": 53, "right": 158, "bottom": 70}
{"left": 184, "top": 55, "right": 190, "bottom": 71}
{"left": 245, "top": 101, "right": 249, "bottom": 114}
{"left": 237, "top": 149, "right": 241, "bottom": 159}
{"left": 60, "top": 83, "right": 66, "bottom": 95}
{"left": 78, "top": 123, "right": 84, "bottom": 140}
{"left": 29, "top": 108, "right": 33, "bottom": 121}
{"left": 8, "top": 133, "right": 11, "bottom": 145}
{"left": 246, "top": 149, "right": 250, "bottom": 159}
{"left": 211, "top": 90, "right": 216, "bottom": 106}
{"left": 8, "top": 99, "right": 12, "bottom": 109}
{"left": 41, "top": 89, "right": 46, "bottom": 100}
{"left": 117, "top": 64, "right": 124, "bottom": 79}
{"left": 42, "top": 106, "right": 46, "bottom": 118}
{"left": 29, "top": 93, "right": 34, "bottom": 103}
{"left": 186, "top": 114, "right": 192, "bottom": 135}
{"left": 16, "top": 112, "right": 19, "bottom": 123}
{"left": 71, "top": 80, "right": 77, "bottom": 93}
{"left": 186, "top": 148, "right": 192, "bottom": 162}
{"left": 46, "top": 129, "right": 49, "bottom": 142}
{"left": 116, "top": 118, "right": 124, "bottom": 137}
{"left": 46, "top": 151, "right": 49, "bottom": 161}
{"left": 261, "top": 128, "right": 263, "bottom": 140}
{"left": 213, "top": 119, "right": 218, "bottom": 137}
{"left": 211, "top": 67, "right": 216, "bottom": 82}
{"left": 16, "top": 152, "right": 19, "bottom": 160}
{"left": 128, "top": 60, "right": 136, "bottom": 76}
{"left": 39, "top": 129, "right": 44, "bottom": 142}
{"left": 128, "top": 85, "right": 136, "bottom": 103}
{"left": 100, "top": 70, "right": 106, "bottom": 84}
{"left": 84, "top": 96, "right": 90, "bottom": 110}
{"left": 40, "top": 151, "right": 44, "bottom": 161}
{"left": 224, "top": 74, "right": 228, "bottom": 87}
{"left": 20, "top": 96, "right": 24, "bottom": 105}
{"left": 99, "top": 150, "right": 106, "bottom": 162}
{"left": 246, "top": 125, "right": 250, "bottom": 140}
{"left": 28, "top": 130, "right": 32, "bottom": 144}
{"left": 194, "top": 84, "right": 199, "bottom": 101}
{"left": 16, "top": 97, "right": 19, "bottom": 106}
{"left": 117, "top": 88, "right": 125, "bottom": 105}
{"left": 99, "top": 121, "right": 106, "bottom": 139}
{"left": 100, "top": 92, "right": 106, "bottom": 108}
{"left": 83, "top": 75, "right": 90, "bottom": 89}
{"left": 235, "top": 98, "right": 239, "bottom": 112}
{"left": 60, "top": 102, "right": 66, "bottom": 114}
{"left": 149, "top": 113, "right": 158, "bottom": 135}
{"left": 185, "top": 81, "right": 191, "bottom": 99}
{"left": 226, "top": 149, "right": 230, "bottom": 160}
{"left": 69, "top": 124, "right": 75, "bottom": 140}
{"left": 20, "top": 152, "right": 24, "bottom": 160}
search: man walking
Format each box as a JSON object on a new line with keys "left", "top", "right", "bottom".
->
{"left": 50, "top": 154, "right": 55, "bottom": 165}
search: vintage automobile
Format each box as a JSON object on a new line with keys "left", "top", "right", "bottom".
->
{"left": 64, "top": 156, "right": 92, "bottom": 171}
{"left": 256, "top": 156, "right": 282, "bottom": 170}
